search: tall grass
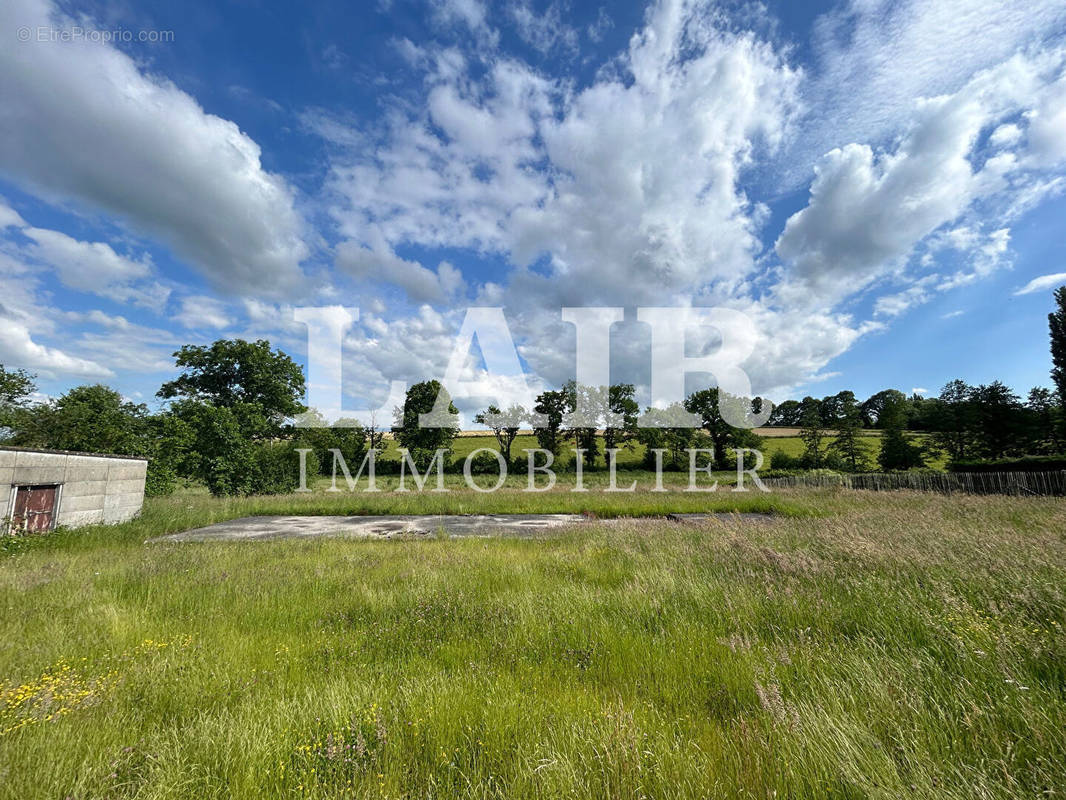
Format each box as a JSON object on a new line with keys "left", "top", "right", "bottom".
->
{"left": 1, "top": 489, "right": 1064, "bottom": 798}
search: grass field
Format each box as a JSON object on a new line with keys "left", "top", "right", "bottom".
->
{"left": 2, "top": 488, "right": 1064, "bottom": 798}
{"left": 377, "top": 433, "right": 851, "bottom": 465}
{"left": 372, "top": 431, "right": 952, "bottom": 471}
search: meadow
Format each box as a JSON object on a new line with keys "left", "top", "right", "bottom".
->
{"left": 377, "top": 431, "right": 880, "bottom": 465}
{"left": 1, "top": 486, "right": 1064, "bottom": 799}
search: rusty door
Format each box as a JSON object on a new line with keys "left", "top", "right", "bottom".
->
{"left": 10, "top": 485, "right": 59, "bottom": 533}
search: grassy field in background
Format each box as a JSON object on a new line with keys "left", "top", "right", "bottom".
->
{"left": 373, "top": 430, "right": 949, "bottom": 471}
{"left": 1, "top": 489, "right": 1065, "bottom": 798}
{"left": 377, "top": 433, "right": 841, "bottom": 465}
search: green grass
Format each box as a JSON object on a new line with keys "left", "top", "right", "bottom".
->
{"left": 379, "top": 431, "right": 951, "bottom": 470}
{"left": 1, "top": 489, "right": 1064, "bottom": 798}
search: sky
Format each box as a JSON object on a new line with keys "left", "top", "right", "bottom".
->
{"left": 1, "top": 0, "right": 1066, "bottom": 423}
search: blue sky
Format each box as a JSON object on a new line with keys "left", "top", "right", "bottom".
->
{"left": 2, "top": 0, "right": 1066, "bottom": 421}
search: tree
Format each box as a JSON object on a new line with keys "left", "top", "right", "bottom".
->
{"left": 1026, "top": 387, "right": 1061, "bottom": 454}
{"left": 562, "top": 381, "right": 603, "bottom": 471}
{"left": 860, "top": 389, "right": 907, "bottom": 428}
{"left": 798, "top": 404, "right": 826, "bottom": 468}
{"left": 393, "top": 380, "right": 459, "bottom": 468}
{"left": 1050, "top": 286, "right": 1066, "bottom": 405}
{"left": 0, "top": 365, "right": 35, "bottom": 407}
{"left": 533, "top": 389, "right": 568, "bottom": 456}
{"left": 366, "top": 409, "right": 387, "bottom": 452}
{"left": 637, "top": 404, "right": 708, "bottom": 470}
{"left": 604, "top": 384, "right": 639, "bottom": 452}
{"left": 969, "top": 381, "right": 1024, "bottom": 459}
{"left": 684, "top": 387, "right": 762, "bottom": 471}
{"left": 930, "top": 380, "right": 977, "bottom": 463}
{"left": 13, "top": 384, "right": 150, "bottom": 455}
{"left": 767, "top": 399, "right": 802, "bottom": 427}
{"left": 294, "top": 409, "right": 368, "bottom": 476}
{"left": 0, "top": 364, "right": 35, "bottom": 437}
{"left": 820, "top": 390, "right": 857, "bottom": 427}
{"left": 827, "top": 393, "right": 872, "bottom": 472}
{"left": 474, "top": 404, "right": 526, "bottom": 463}
{"left": 1049, "top": 286, "right": 1066, "bottom": 442}
{"left": 158, "top": 339, "right": 306, "bottom": 430}
{"left": 877, "top": 394, "right": 927, "bottom": 471}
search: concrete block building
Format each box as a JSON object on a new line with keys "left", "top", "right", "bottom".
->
{"left": 2, "top": 447, "right": 147, "bottom": 532}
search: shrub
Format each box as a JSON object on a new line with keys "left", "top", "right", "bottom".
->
{"left": 144, "top": 459, "right": 177, "bottom": 497}
{"left": 251, "top": 442, "right": 300, "bottom": 494}
{"left": 770, "top": 450, "right": 802, "bottom": 470}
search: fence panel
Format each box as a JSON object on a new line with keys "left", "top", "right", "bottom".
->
{"left": 762, "top": 471, "right": 1066, "bottom": 496}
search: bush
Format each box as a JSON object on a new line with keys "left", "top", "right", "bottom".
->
{"left": 461, "top": 450, "right": 507, "bottom": 475}
{"left": 144, "top": 459, "right": 177, "bottom": 497}
{"left": 770, "top": 450, "right": 802, "bottom": 470}
{"left": 251, "top": 442, "right": 300, "bottom": 494}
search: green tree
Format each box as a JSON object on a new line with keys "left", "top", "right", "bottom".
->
{"left": 1026, "top": 387, "right": 1060, "bottom": 453}
{"left": 798, "top": 404, "right": 826, "bottom": 468}
{"left": 684, "top": 387, "right": 762, "bottom": 471}
{"left": 930, "top": 380, "right": 977, "bottom": 463}
{"left": 860, "top": 389, "right": 907, "bottom": 428}
{"left": 970, "top": 381, "right": 1024, "bottom": 459}
{"left": 295, "top": 409, "right": 369, "bottom": 476}
{"left": 767, "top": 399, "right": 802, "bottom": 427}
{"left": 14, "top": 384, "right": 150, "bottom": 455}
{"left": 393, "top": 380, "right": 459, "bottom": 469}
{"left": 877, "top": 395, "right": 927, "bottom": 471}
{"left": 0, "top": 364, "right": 35, "bottom": 437}
{"left": 563, "top": 381, "right": 601, "bottom": 471}
{"left": 637, "top": 404, "right": 708, "bottom": 470}
{"left": 533, "top": 389, "right": 568, "bottom": 456}
{"left": 474, "top": 404, "right": 526, "bottom": 463}
{"left": 603, "top": 384, "right": 639, "bottom": 452}
{"left": 827, "top": 394, "right": 872, "bottom": 472}
{"left": 1049, "top": 286, "right": 1066, "bottom": 440}
{"left": 158, "top": 339, "right": 306, "bottom": 429}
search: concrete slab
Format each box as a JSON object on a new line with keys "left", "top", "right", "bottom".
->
{"left": 149, "top": 514, "right": 587, "bottom": 543}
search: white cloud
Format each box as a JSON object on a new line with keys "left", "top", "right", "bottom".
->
{"left": 23, "top": 226, "right": 150, "bottom": 289}
{"left": 0, "top": 0, "right": 309, "bottom": 296}
{"left": 1014, "top": 272, "right": 1066, "bottom": 296}
{"left": 1025, "top": 74, "right": 1066, "bottom": 167}
{"left": 335, "top": 242, "right": 467, "bottom": 304}
{"left": 0, "top": 308, "right": 112, "bottom": 377}
{"left": 776, "top": 51, "right": 1063, "bottom": 307}
{"left": 430, "top": 0, "right": 498, "bottom": 47}
{"left": 0, "top": 200, "right": 26, "bottom": 229}
{"left": 791, "top": 0, "right": 1066, "bottom": 182}
{"left": 509, "top": 1, "right": 579, "bottom": 55}
{"left": 0, "top": 208, "right": 170, "bottom": 311}
{"left": 173, "top": 296, "right": 232, "bottom": 330}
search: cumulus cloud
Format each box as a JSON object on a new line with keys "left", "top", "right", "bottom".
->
{"left": 0, "top": 205, "right": 170, "bottom": 311}
{"left": 776, "top": 51, "right": 1064, "bottom": 307}
{"left": 0, "top": 305, "right": 112, "bottom": 377}
{"left": 0, "top": 0, "right": 309, "bottom": 296}
{"left": 173, "top": 296, "right": 232, "bottom": 330}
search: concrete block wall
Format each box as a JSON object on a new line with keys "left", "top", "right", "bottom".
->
{"left": 1, "top": 448, "right": 147, "bottom": 529}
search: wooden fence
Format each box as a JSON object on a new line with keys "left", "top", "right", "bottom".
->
{"left": 762, "top": 471, "right": 1066, "bottom": 496}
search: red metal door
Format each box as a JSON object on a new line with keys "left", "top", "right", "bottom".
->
{"left": 11, "top": 485, "right": 58, "bottom": 533}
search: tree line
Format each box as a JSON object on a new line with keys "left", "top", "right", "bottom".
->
{"left": 1, "top": 286, "right": 1063, "bottom": 495}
